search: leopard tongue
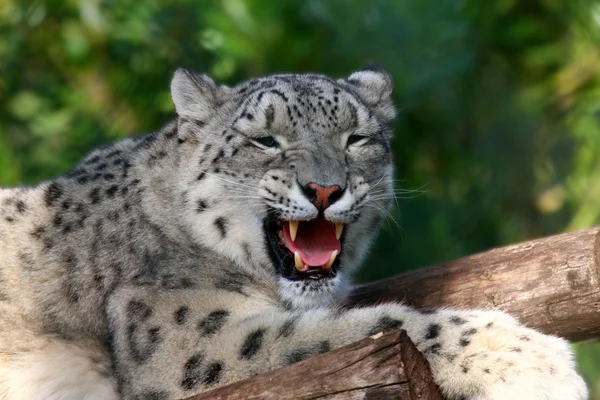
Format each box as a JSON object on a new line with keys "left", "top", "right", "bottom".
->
{"left": 283, "top": 219, "right": 341, "bottom": 267}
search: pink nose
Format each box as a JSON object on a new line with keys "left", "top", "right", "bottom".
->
{"left": 305, "top": 183, "right": 343, "bottom": 210}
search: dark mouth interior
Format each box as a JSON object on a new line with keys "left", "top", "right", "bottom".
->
{"left": 264, "top": 214, "right": 342, "bottom": 281}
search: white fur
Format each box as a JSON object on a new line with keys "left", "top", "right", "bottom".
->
{"left": 0, "top": 338, "right": 117, "bottom": 400}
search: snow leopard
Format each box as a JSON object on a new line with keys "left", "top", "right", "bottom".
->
{"left": 0, "top": 67, "right": 587, "bottom": 400}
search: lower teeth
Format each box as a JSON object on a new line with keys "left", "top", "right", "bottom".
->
{"left": 294, "top": 251, "right": 307, "bottom": 271}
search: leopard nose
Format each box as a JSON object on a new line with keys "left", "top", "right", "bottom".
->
{"left": 301, "top": 183, "right": 344, "bottom": 210}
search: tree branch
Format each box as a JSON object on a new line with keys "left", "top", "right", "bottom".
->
{"left": 184, "top": 330, "right": 443, "bottom": 400}
{"left": 343, "top": 227, "right": 600, "bottom": 341}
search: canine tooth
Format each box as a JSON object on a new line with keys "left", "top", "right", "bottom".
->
{"left": 325, "top": 250, "right": 338, "bottom": 268}
{"left": 335, "top": 223, "right": 344, "bottom": 240}
{"left": 289, "top": 220, "right": 299, "bottom": 242}
{"left": 294, "top": 251, "right": 306, "bottom": 271}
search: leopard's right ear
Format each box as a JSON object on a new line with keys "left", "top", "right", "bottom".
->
{"left": 170, "top": 68, "right": 225, "bottom": 121}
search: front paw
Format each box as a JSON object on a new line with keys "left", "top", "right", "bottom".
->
{"left": 424, "top": 310, "right": 588, "bottom": 400}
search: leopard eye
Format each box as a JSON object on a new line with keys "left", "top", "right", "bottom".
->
{"left": 346, "top": 134, "right": 370, "bottom": 148}
{"left": 253, "top": 136, "right": 279, "bottom": 149}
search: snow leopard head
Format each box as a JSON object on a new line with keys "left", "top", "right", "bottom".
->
{"left": 171, "top": 67, "right": 395, "bottom": 309}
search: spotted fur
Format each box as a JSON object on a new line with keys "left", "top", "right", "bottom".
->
{"left": 0, "top": 67, "right": 587, "bottom": 400}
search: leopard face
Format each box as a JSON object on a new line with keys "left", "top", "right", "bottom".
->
{"left": 172, "top": 67, "right": 395, "bottom": 308}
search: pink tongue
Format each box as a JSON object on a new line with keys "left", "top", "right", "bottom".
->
{"left": 283, "top": 219, "right": 341, "bottom": 267}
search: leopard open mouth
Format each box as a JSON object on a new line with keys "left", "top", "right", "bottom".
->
{"left": 264, "top": 214, "right": 344, "bottom": 281}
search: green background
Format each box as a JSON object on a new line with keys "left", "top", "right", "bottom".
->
{"left": 1, "top": 0, "right": 600, "bottom": 396}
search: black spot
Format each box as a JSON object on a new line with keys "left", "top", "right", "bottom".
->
{"left": 202, "top": 362, "right": 223, "bottom": 386}
{"left": 148, "top": 327, "right": 161, "bottom": 342}
{"left": 197, "top": 172, "right": 206, "bottom": 181}
{"left": 484, "top": 368, "right": 491, "bottom": 374}
{"left": 450, "top": 316, "right": 467, "bottom": 325}
{"left": 53, "top": 213, "right": 63, "bottom": 227}
{"left": 4, "top": 217, "right": 14, "bottom": 223}
{"left": 214, "top": 217, "right": 227, "bottom": 238}
{"left": 121, "top": 161, "right": 133, "bottom": 178}
{"left": 127, "top": 300, "right": 153, "bottom": 321}
{"left": 461, "top": 364, "right": 469, "bottom": 373}
{"left": 519, "top": 335, "right": 531, "bottom": 342}
{"left": 425, "top": 324, "right": 441, "bottom": 340}
{"left": 63, "top": 280, "right": 80, "bottom": 303}
{"left": 175, "top": 306, "right": 189, "bottom": 325}
{"left": 318, "top": 340, "right": 331, "bottom": 354}
{"left": 277, "top": 317, "right": 298, "bottom": 338}
{"left": 192, "top": 119, "right": 206, "bottom": 128}
{"left": 459, "top": 338, "right": 470, "bottom": 347}
{"left": 31, "top": 226, "right": 46, "bottom": 240}
{"left": 347, "top": 102, "right": 358, "bottom": 129}
{"left": 213, "top": 149, "right": 225, "bottom": 163}
{"left": 368, "top": 316, "right": 403, "bottom": 335}
{"left": 106, "top": 149, "right": 123, "bottom": 158}
{"left": 84, "top": 155, "right": 101, "bottom": 165}
{"left": 284, "top": 341, "right": 330, "bottom": 365}
{"left": 241, "top": 242, "right": 252, "bottom": 262}
{"left": 132, "top": 134, "right": 158, "bottom": 151}
{"left": 197, "top": 199, "right": 208, "bottom": 212}
{"left": 62, "top": 250, "right": 77, "bottom": 269}
{"left": 425, "top": 343, "right": 442, "bottom": 354}
{"left": 214, "top": 271, "right": 254, "bottom": 295}
{"left": 181, "top": 353, "right": 204, "bottom": 390}
{"left": 510, "top": 347, "right": 522, "bottom": 353}
{"left": 264, "top": 104, "right": 275, "bottom": 129}
{"left": 45, "top": 182, "right": 63, "bottom": 206}
{"left": 485, "top": 322, "right": 494, "bottom": 329}
{"left": 285, "top": 348, "right": 311, "bottom": 365}
{"left": 245, "top": 113, "right": 254, "bottom": 120}
{"left": 198, "top": 309, "right": 230, "bottom": 336}
{"left": 239, "top": 328, "right": 267, "bottom": 359}
{"left": 127, "top": 324, "right": 163, "bottom": 364}
{"left": 106, "top": 185, "right": 119, "bottom": 198}
{"left": 15, "top": 200, "right": 26, "bottom": 213}
{"left": 419, "top": 308, "right": 437, "bottom": 315}
{"left": 89, "top": 187, "right": 101, "bottom": 204}
{"left": 107, "top": 210, "right": 120, "bottom": 221}
{"left": 462, "top": 328, "right": 477, "bottom": 337}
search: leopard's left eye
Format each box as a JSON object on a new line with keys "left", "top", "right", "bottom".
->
{"left": 346, "top": 135, "right": 370, "bottom": 148}
{"left": 252, "top": 136, "right": 280, "bottom": 149}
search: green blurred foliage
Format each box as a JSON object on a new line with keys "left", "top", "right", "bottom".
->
{"left": 1, "top": 0, "right": 600, "bottom": 396}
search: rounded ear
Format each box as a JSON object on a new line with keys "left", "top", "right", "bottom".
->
{"left": 341, "top": 65, "right": 395, "bottom": 121}
{"left": 170, "top": 68, "right": 223, "bottom": 121}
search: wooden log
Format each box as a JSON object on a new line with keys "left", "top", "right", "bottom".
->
{"left": 343, "top": 227, "right": 600, "bottom": 341}
{"left": 183, "top": 330, "right": 444, "bottom": 400}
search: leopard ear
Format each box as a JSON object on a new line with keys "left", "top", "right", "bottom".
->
{"left": 171, "top": 68, "right": 224, "bottom": 120}
{"left": 342, "top": 65, "right": 395, "bottom": 121}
